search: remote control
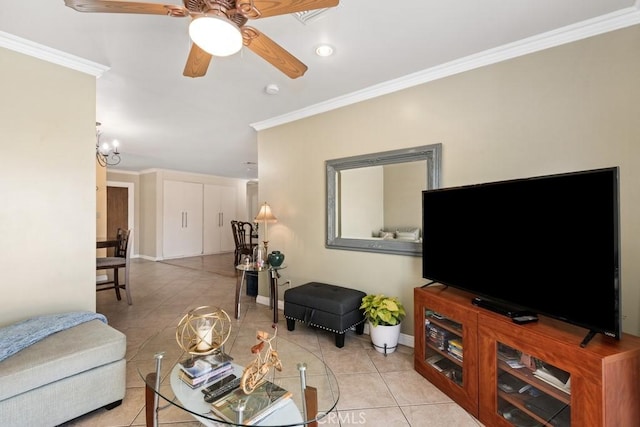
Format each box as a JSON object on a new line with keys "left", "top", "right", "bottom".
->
{"left": 202, "top": 374, "right": 240, "bottom": 402}
{"left": 512, "top": 315, "right": 538, "bottom": 325}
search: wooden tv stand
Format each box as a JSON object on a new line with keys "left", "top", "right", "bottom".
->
{"left": 414, "top": 285, "right": 640, "bottom": 426}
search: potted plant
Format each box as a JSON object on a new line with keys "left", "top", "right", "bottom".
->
{"left": 360, "top": 294, "right": 406, "bottom": 354}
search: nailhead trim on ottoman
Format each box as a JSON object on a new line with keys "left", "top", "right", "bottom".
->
{"left": 284, "top": 282, "right": 366, "bottom": 348}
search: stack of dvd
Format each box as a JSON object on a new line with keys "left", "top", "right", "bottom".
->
{"left": 426, "top": 323, "right": 450, "bottom": 350}
{"left": 447, "top": 339, "right": 463, "bottom": 361}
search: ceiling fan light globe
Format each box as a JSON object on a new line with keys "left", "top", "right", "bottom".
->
{"left": 189, "top": 16, "right": 243, "bottom": 57}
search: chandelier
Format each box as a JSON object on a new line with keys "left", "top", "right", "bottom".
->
{"left": 95, "top": 122, "right": 121, "bottom": 167}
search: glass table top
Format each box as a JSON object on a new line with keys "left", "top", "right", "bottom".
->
{"left": 139, "top": 332, "right": 339, "bottom": 426}
{"left": 235, "top": 264, "right": 287, "bottom": 272}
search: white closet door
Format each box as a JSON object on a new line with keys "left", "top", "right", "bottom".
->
{"left": 203, "top": 185, "right": 222, "bottom": 254}
{"left": 219, "top": 186, "right": 237, "bottom": 252}
{"left": 203, "top": 184, "right": 237, "bottom": 254}
{"left": 163, "top": 180, "right": 203, "bottom": 258}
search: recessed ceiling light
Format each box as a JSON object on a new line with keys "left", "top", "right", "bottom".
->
{"left": 315, "top": 44, "right": 334, "bottom": 57}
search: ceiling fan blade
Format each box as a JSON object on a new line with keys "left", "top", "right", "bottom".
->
{"left": 183, "top": 43, "right": 213, "bottom": 78}
{"left": 243, "top": 27, "right": 307, "bottom": 79}
{"left": 249, "top": 0, "right": 339, "bottom": 18}
{"left": 64, "top": 0, "right": 189, "bottom": 16}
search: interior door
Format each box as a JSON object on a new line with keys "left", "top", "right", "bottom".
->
{"left": 203, "top": 185, "right": 237, "bottom": 254}
{"left": 163, "top": 180, "right": 203, "bottom": 258}
{"left": 107, "top": 186, "right": 128, "bottom": 256}
{"left": 219, "top": 186, "right": 237, "bottom": 252}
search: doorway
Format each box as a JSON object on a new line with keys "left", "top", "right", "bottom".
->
{"left": 107, "top": 181, "right": 134, "bottom": 256}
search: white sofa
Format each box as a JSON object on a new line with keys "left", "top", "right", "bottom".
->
{"left": 0, "top": 315, "right": 126, "bottom": 427}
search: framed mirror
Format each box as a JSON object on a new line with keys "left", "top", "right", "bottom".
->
{"left": 326, "top": 144, "right": 442, "bottom": 256}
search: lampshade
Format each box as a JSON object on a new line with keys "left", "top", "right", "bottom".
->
{"left": 255, "top": 202, "right": 277, "bottom": 252}
{"left": 188, "top": 15, "right": 243, "bottom": 57}
{"left": 254, "top": 202, "right": 277, "bottom": 223}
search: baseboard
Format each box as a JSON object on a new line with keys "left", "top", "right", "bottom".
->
{"left": 256, "top": 297, "right": 415, "bottom": 348}
{"left": 256, "top": 295, "right": 276, "bottom": 309}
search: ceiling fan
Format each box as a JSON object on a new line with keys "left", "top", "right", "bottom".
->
{"left": 63, "top": 0, "right": 339, "bottom": 78}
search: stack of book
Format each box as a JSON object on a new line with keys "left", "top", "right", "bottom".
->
{"left": 447, "top": 338, "right": 463, "bottom": 361}
{"left": 533, "top": 366, "right": 571, "bottom": 394}
{"left": 209, "top": 380, "right": 292, "bottom": 425}
{"left": 178, "top": 354, "right": 234, "bottom": 389}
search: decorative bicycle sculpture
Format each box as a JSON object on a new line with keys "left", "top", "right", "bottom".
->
{"left": 240, "top": 324, "right": 283, "bottom": 393}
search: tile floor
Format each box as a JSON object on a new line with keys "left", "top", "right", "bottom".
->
{"left": 62, "top": 254, "right": 482, "bottom": 427}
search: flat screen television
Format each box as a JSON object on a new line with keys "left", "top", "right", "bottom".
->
{"left": 422, "top": 167, "right": 621, "bottom": 343}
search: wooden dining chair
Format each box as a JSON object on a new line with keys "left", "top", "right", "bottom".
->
{"left": 96, "top": 228, "right": 133, "bottom": 305}
{"left": 231, "top": 220, "right": 256, "bottom": 266}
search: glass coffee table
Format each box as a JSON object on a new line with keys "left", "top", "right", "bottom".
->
{"left": 141, "top": 333, "right": 339, "bottom": 426}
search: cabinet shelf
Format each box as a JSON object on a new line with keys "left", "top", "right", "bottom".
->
{"left": 498, "top": 390, "right": 569, "bottom": 426}
{"left": 425, "top": 312, "right": 462, "bottom": 334}
{"left": 498, "top": 361, "right": 570, "bottom": 404}
{"left": 426, "top": 343, "right": 463, "bottom": 367}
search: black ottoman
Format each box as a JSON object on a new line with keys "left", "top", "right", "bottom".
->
{"left": 284, "top": 282, "right": 366, "bottom": 348}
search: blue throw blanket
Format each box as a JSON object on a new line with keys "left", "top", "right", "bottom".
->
{"left": 0, "top": 312, "right": 107, "bottom": 362}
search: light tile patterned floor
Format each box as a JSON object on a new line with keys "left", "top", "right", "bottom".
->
{"left": 61, "top": 254, "right": 482, "bottom": 426}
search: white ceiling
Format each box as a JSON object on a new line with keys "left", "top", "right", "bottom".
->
{"left": 1, "top": 0, "right": 638, "bottom": 179}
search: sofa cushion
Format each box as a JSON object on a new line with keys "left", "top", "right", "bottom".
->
{"left": 0, "top": 319, "right": 126, "bottom": 402}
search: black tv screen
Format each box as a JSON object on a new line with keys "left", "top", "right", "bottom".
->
{"left": 422, "top": 167, "right": 621, "bottom": 340}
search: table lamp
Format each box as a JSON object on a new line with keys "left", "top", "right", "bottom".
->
{"left": 254, "top": 202, "right": 277, "bottom": 254}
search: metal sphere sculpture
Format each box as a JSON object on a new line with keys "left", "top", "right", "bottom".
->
{"left": 176, "top": 306, "right": 231, "bottom": 355}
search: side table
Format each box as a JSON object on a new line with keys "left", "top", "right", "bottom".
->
{"left": 235, "top": 264, "right": 287, "bottom": 323}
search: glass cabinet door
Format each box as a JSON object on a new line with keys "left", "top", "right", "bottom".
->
{"left": 413, "top": 286, "right": 479, "bottom": 417}
{"left": 496, "top": 342, "right": 571, "bottom": 427}
{"left": 424, "top": 309, "right": 464, "bottom": 387}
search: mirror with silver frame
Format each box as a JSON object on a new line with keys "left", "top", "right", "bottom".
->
{"left": 326, "top": 144, "right": 442, "bottom": 256}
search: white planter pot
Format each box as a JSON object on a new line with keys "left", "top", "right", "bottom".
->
{"left": 369, "top": 322, "right": 401, "bottom": 354}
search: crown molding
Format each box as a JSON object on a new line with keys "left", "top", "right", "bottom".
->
{"left": 251, "top": 6, "right": 640, "bottom": 132}
{"left": 0, "top": 31, "right": 109, "bottom": 77}
{"left": 106, "top": 169, "right": 140, "bottom": 176}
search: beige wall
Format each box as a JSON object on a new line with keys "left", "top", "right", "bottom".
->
{"left": 257, "top": 25, "right": 640, "bottom": 338}
{"left": 0, "top": 47, "right": 97, "bottom": 326}
{"left": 96, "top": 166, "right": 107, "bottom": 238}
{"left": 96, "top": 164, "right": 107, "bottom": 259}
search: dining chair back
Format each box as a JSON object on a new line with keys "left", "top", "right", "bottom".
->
{"left": 96, "top": 228, "right": 133, "bottom": 304}
{"left": 231, "top": 220, "right": 256, "bottom": 266}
